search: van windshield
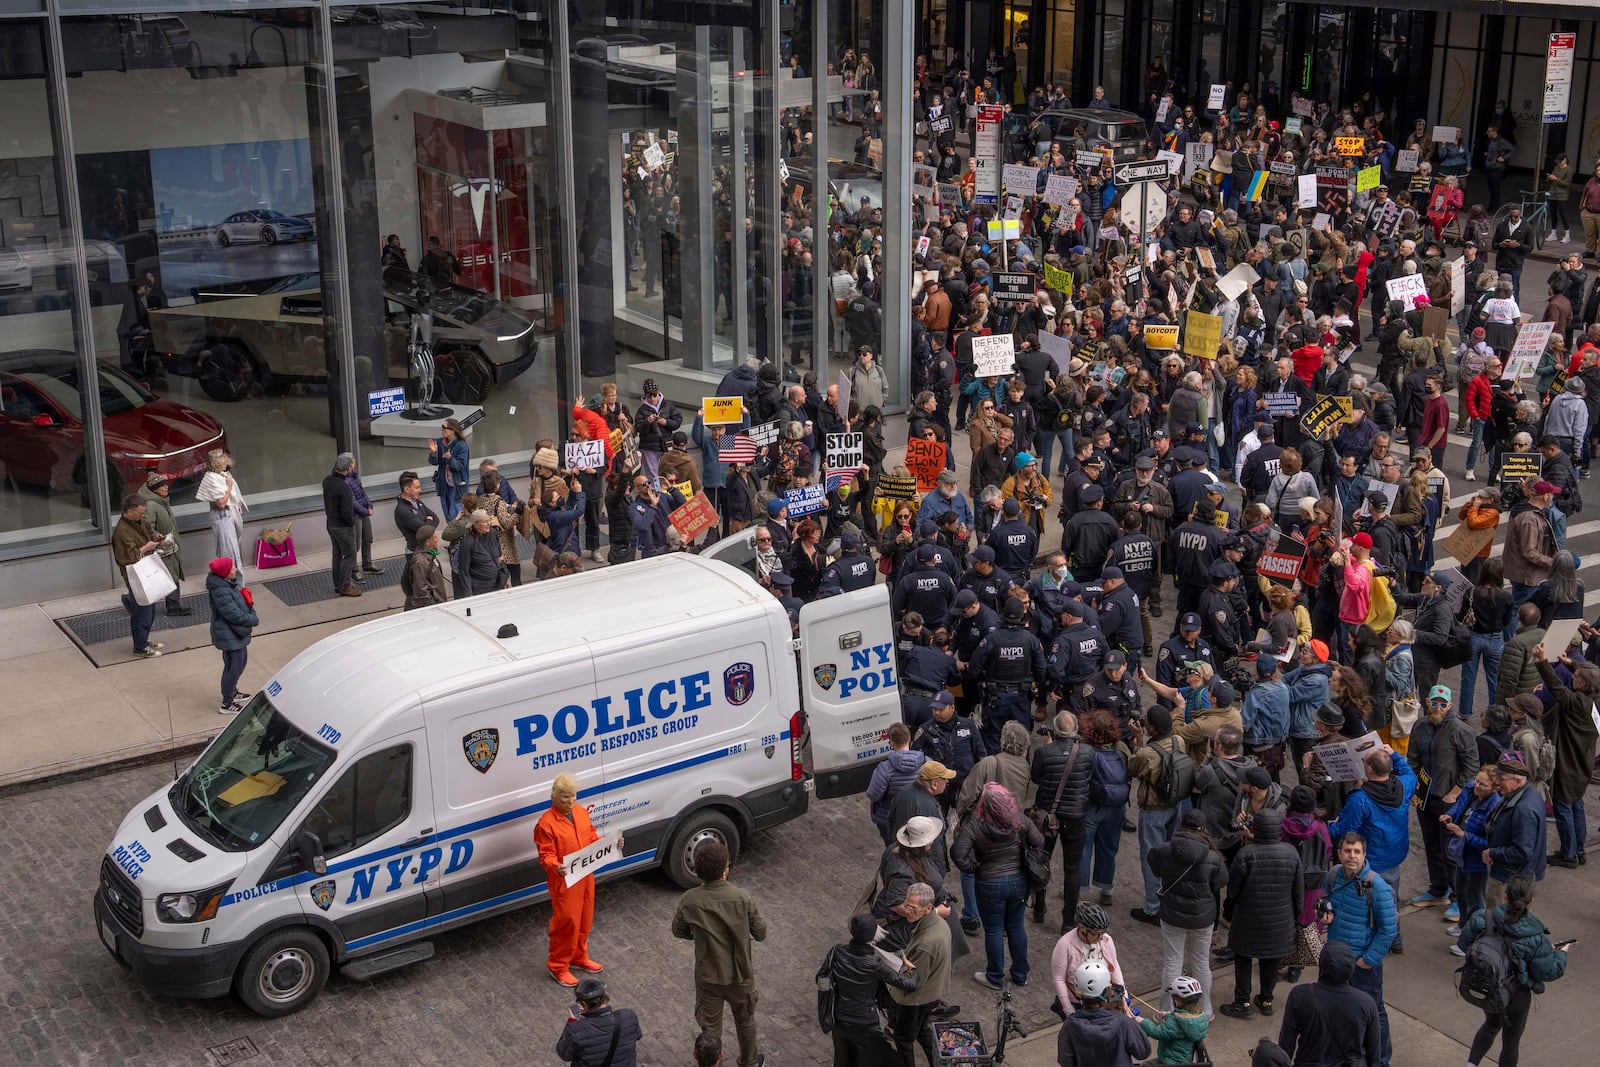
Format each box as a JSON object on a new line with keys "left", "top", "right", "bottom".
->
{"left": 169, "top": 694, "right": 336, "bottom": 852}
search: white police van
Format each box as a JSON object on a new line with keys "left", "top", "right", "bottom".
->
{"left": 94, "top": 555, "right": 898, "bottom": 1016}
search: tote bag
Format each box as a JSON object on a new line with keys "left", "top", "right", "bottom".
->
{"left": 128, "top": 553, "right": 177, "bottom": 606}
{"left": 255, "top": 532, "right": 298, "bottom": 570}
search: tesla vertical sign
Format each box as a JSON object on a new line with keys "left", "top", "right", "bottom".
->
{"left": 974, "top": 105, "right": 1004, "bottom": 204}
{"left": 1545, "top": 32, "right": 1575, "bottom": 123}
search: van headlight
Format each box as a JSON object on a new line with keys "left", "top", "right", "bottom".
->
{"left": 156, "top": 884, "right": 230, "bottom": 923}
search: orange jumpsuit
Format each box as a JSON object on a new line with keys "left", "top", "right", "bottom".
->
{"left": 535, "top": 804, "right": 600, "bottom": 975}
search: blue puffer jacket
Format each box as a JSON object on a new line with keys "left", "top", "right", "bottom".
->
{"left": 1323, "top": 861, "right": 1397, "bottom": 968}
{"left": 207, "top": 572, "right": 258, "bottom": 652}
{"left": 866, "top": 749, "right": 928, "bottom": 830}
{"left": 1327, "top": 757, "right": 1415, "bottom": 873}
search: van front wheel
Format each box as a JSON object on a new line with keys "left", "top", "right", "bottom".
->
{"left": 664, "top": 810, "right": 740, "bottom": 889}
{"left": 235, "top": 929, "right": 329, "bottom": 1017}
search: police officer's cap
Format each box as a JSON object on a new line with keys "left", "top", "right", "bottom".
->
{"left": 1179, "top": 611, "right": 1202, "bottom": 630}
{"left": 841, "top": 531, "right": 862, "bottom": 550}
{"left": 931, "top": 691, "right": 956, "bottom": 708}
{"left": 916, "top": 543, "right": 938, "bottom": 563}
{"left": 1082, "top": 454, "right": 1104, "bottom": 467}
{"left": 768, "top": 570, "right": 795, "bottom": 587}
{"left": 1152, "top": 429, "right": 1170, "bottom": 440}
{"left": 1060, "top": 598, "right": 1087, "bottom": 619}
{"left": 1217, "top": 532, "right": 1241, "bottom": 549}
{"left": 918, "top": 519, "right": 940, "bottom": 537}
{"left": 1185, "top": 421, "right": 1204, "bottom": 436}
{"left": 1002, "top": 497, "right": 1022, "bottom": 516}
{"left": 953, "top": 589, "right": 978, "bottom": 609}
{"left": 1002, "top": 598, "right": 1027, "bottom": 620}
{"left": 1104, "top": 650, "right": 1127, "bottom": 668}
{"left": 1256, "top": 422, "right": 1275, "bottom": 438}
{"left": 1081, "top": 484, "right": 1105, "bottom": 504}
{"left": 971, "top": 545, "right": 996, "bottom": 563}
{"left": 1208, "top": 560, "right": 1239, "bottom": 581}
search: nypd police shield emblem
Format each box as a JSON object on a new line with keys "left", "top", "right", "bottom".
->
{"left": 813, "top": 663, "right": 837, "bottom": 690}
{"left": 462, "top": 728, "right": 499, "bottom": 774}
{"left": 310, "top": 879, "right": 336, "bottom": 911}
{"left": 724, "top": 662, "right": 755, "bottom": 705}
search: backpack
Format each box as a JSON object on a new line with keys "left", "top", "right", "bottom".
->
{"left": 1513, "top": 726, "right": 1556, "bottom": 788}
{"left": 1088, "top": 746, "right": 1130, "bottom": 806}
{"left": 1296, "top": 829, "right": 1331, "bottom": 890}
{"left": 1456, "top": 908, "right": 1521, "bottom": 1014}
{"left": 1150, "top": 739, "right": 1196, "bottom": 805}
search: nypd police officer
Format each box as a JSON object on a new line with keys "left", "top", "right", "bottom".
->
{"left": 985, "top": 497, "right": 1039, "bottom": 575}
{"left": 912, "top": 691, "right": 986, "bottom": 815}
{"left": 968, "top": 598, "right": 1047, "bottom": 752}
{"left": 1167, "top": 499, "right": 1227, "bottom": 623}
{"left": 1106, "top": 510, "right": 1158, "bottom": 653}
{"left": 1154, "top": 613, "right": 1216, "bottom": 712}
{"left": 1047, "top": 598, "right": 1108, "bottom": 697}
{"left": 1095, "top": 565, "right": 1143, "bottom": 672}
{"left": 899, "top": 641, "right": 959, "bottom": 732}
{"left": 959, "top": 545, "right": 1015, "bottom": 613}
{"left": 950, "top": 589, "right": 1000, "bottom": 716}
{"left": 892, "top": 543, "right": 956, "bottom": 621}
{"left": 818, "top": 530, "right": 876, "bottom": 598}
{"left": 1198, "top": 560, "right": 1243, "bottom": 661}
{"left": 1068, "top": 649, "right": 1142, "bottom": 737}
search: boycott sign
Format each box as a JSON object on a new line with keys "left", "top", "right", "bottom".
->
{"left": 905, "top": 438, "right": 948, "bottom": 492}
{"left": 1264, "top": 391, "right": 1302, "bottom": 417}
{"left": 1301, "top": 394, "right": 1354, "bottom": 437}
{"left": 783, "top": 484, "right": 827, "bottom": 517}
{"left": 992, "top": 272, "right": 1037, "bottom": 299}
{"left": 877, "top": 475, "right": 918, "bottom": 500}
{"left": 1258, "top": 535, "right": 1307, "bottom": 587}
{"left": 563, "top": 834, "right": 620, "bottom": 887}
{"left": 971, "top": 334, "right": 1017, "bottom": 377}
{"left": 1144, "top": 324, "right": 1179, "bottom": 349}
{"left": 564, "top": 440, "right": 607, "bottom": 470}
{"left": 702, "top": 396, "right": 743, "bottom": 424}
{"left": 1499, "top": 453, "right": 1541, "bottom": 483}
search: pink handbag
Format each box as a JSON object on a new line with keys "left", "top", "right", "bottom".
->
{"left": 255, "top": 525, "right": 297, "bottom": 569}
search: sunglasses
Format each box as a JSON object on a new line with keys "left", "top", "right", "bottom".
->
{"left": 1428, "top": 699, "right": 1450, "bottom": 707}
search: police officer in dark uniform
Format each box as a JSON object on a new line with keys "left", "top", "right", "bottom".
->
{"left": 895, "top": 611, "right": 932, "bottom": 678}
{"left": 817, "top": 530, "right": 876, "bottom": 597}
{"left": 1106, "top": 510, "right": 1158, "bottom": 656}
{"left": 769, "top": 571, "right": 804, "bottom": 634}
{"left": 1095, "top": 565, "right": 1144, "bottom": 672}
{"left": 1134, "top": 428, "right": 1182, "bottom": 484}
{"left": 1154, "top": 613, "right": 1216, "bottom": 713}
{"left": 1198, "top": 559, "right": 1243, "bottom": 661}
{"left": 959, "top": 545, "right": 1015, "bottom": 613}
{"left": 1060, "top": 451, "right": 1109, "bottom": 515}
{"left": 891, "top": 543, "right": 956, "bottom": 621}
{"left": 918, "top": 519, "right": 962, "bottom": 582}
{"left": 899, "top": 643, "right": 960, "bottom": 732}
{"left": 1167, "top": 499, "right": 1226, "bottom": 623}
{"left": 1046, "top": 598, "right": 1107, "bottom": 699}
{"left": 911, "top": 691, "right": 985, "bottom": 815}
{"left": 1061, "top": 483, "right": 1119, "bottom": 581}
{"left": 1218, "top": 536, "right": 1254, "bottom": 645}
{"left": 1068, "top": 649, "right": 1142, "bottom": 738}
{"left": 949, "top": 589, "right": 1000, "bottom": 716}
{"left": 968, "top": 597, "right": 1047, "bottom": 752}
{"left": 1239, "top": 422, "right": 1283, "bottom": 504}
{"left": 985, "top": 497, "right": 1039, "bottom": 575}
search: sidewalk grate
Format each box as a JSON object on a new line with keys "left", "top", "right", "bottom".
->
{"left": 58, "top": 591, "right": 214, "bottom": 647}
{"left": 259, "top": 555, "right": 405, "bottom": 607}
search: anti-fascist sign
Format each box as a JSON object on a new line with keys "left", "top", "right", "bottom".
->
{"left": 1300, "top": 394, "right": 1354, "bottom": 437}
{"left": 1258, "top": 535, "right": 1307, "bottom": 587}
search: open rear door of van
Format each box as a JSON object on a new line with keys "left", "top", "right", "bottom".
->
{"left": 798, "top": 584, "right": 899, "bottom": 799}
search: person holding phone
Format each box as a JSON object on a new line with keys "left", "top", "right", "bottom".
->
{"left": 1455, "top": 875, "right": 1570, "bottom": 1067}
{"left": 556, "top": 977, "right": 641, "bottom": 1067}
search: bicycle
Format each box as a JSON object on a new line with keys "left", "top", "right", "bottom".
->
{"left": 1489, "top": 191, "right": 1547, "bottom": 253}
{"left": 990, "top": 975, "right": 1029, "bottom": 1063}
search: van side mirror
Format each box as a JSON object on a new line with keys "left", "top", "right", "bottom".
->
{"left": 296, "top": 830, "right": 327, "bottom": 876}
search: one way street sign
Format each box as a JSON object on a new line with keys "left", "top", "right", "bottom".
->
{"left": 1114, "top": 160, "right": 1169, "bottom": 185}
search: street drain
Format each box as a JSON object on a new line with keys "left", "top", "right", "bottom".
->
{"left": 207, "top": 1037, "right": 259, "bottom": 1065}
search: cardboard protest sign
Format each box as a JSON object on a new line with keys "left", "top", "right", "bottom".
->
{"left": 747, "top": 420, "right": 781, "bottom": 447}
{"left": 1207, "top": 84, "right": 1226, "bottom": 110}
{"left": 1396, "top": 149, "right": 1420, "bottom": 172}
{"left": 1269, "top": 160, "right": 1296, "bottom": 187}
{"left": 1292, "top": 97, "right": 1315, "bottom": 117}
{"left": 1217, "top": 263, "right": 1260, "bottom": 301}
{"left": 826, "top": 431, "right": 864, "bottom": 474}
{"left": 1431, "top": 126, "right": 1459, "bottom": 145}
{"left": 1512, "top": 322, "right": 1555, "bottom": 365}
{"left": 1422, "top": 306, "right": 1450, "bottom": 341}
{"left": 1450, "top": 258, "right": 1467, "bottom": 316}
{"left": 1335, "top": 136, "right": 1366, "bottom": 157}
{"left": 1155, "top": 98, "right": 1171, "bottom": 122}
{"left": 1356, "top": 165, "right": 1381, "bottom": 192}
{"left": 564, "top": 834, "right": 621, "bottom": 887}
{"left": 1284, "top": 117, "right": 1304, "bottom": 136}
{"left": 1003, "top": 164, "right": 1041, "bottom": 194}
{"left": 1498, "top": 452, "right": 1541, "bottom": 483}
{"left": 669, "top": 492, "right": 720, "bottom": 542}
{"left": 1157, "top": 150, "right": 1184, "bottom": 176}
{"left": 1037, "top": 330, "right": 1072, "bottom": 371}
{"left": 702, "top": 396, "right": 744, "bottom": 424}
{"left": 905, "top": 438, "right": 948, "bottom": 492}
{"left": 1297, "top": 174, "right": 1318, "bottom": 208}
{"left": 1183, "top": 311, "right": 1223, "bottom": 359}
{"left": 565, "top": 440, "right": 606, "bottom": 470}
{"left": 1043, "top": 174, "right": 1078, "bottom": 205}
{"left": 1041, "top": 261, "right": 1074, "bottom": 296}
{"left": 1441, "top": 521, "right": 1496, "bottom": 566}
{"left": 971, "top": 334, "right": 1017, "bottom": 377}
{"left": 877, "top": 475, "right": 918, "bottom": 500}
{"left": 1301, "top": 394, "right": 1354, "bottom": 437}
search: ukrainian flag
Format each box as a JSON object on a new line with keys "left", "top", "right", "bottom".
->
{"left": 1245, "top": 170, "right": 1269, "bottom": 202}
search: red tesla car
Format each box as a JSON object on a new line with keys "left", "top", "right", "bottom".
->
{"left": 0, "top": 350, "right": 227, "bottom": 508}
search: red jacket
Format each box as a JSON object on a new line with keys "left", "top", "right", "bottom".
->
{"left": 1292, "top": 344, "right": 1323, "bottom": 385}
{"left": 1465, "top": 372, "right": 1494, "bottom": 420}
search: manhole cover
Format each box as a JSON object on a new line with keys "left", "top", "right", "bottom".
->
{"left": 207, "top": 1037, "right": 259, "bottom": 1065}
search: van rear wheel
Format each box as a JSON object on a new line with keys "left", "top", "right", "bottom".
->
{"left": 235, "top": 928, "right": 329, "bottom": 1017}
{"left": 664, "top": 810, "right": 740, "bottom": 889}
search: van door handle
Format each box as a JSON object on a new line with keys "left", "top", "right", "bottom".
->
{"left": 405, "top": 828, "right": 435, "bottom": 845}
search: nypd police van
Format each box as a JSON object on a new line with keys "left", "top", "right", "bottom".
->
{"left": 94, "top": 555, "right": 897, "bottom": 1016}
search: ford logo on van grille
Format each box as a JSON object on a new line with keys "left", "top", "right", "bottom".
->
{"left": 462, "top": 728, "right": 500, "bottom": 773}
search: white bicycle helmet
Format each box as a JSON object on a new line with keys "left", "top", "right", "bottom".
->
{"left": 1168, "top": 975, "right": 1203, "bottom": 1000}
{"left": 1074, "top": 958, "right": 1113, "bottom": 1000}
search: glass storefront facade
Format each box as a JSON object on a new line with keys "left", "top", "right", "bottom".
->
{"left": 0, "top": 0, "right": 909, "bottom": 592}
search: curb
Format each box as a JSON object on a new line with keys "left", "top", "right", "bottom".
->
{"left": 0, "top": 733, "right": 217, "bottom": 798}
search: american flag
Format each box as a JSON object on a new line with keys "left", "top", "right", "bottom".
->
{"left": 716, "top": 433, "right": 758, "bottom": 464}
{"left": 824, "top": 465, "right": 857, "bottom": 493}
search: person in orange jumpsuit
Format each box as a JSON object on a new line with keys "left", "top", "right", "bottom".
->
{"left": 535, "top": 773, "right": 619, "bottom": 986}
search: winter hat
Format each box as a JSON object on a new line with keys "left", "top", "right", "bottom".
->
{"left": 1243, "top": 766, "right": 1272, "bottom": 790}
{"left": 1472, "top": 327, "right": 1486, "bottom": 340}
{"left": 532, "top": 446, "right": 560, "bottom": 471}
{"left": 208, "top": 558, "right": 233, "bottom": 579}
{"left": 1015, "top": 452, "right": 1036, "bottom": 470}
{"left": 1289, "top": 785, "right": 1318, "bottom": 814}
